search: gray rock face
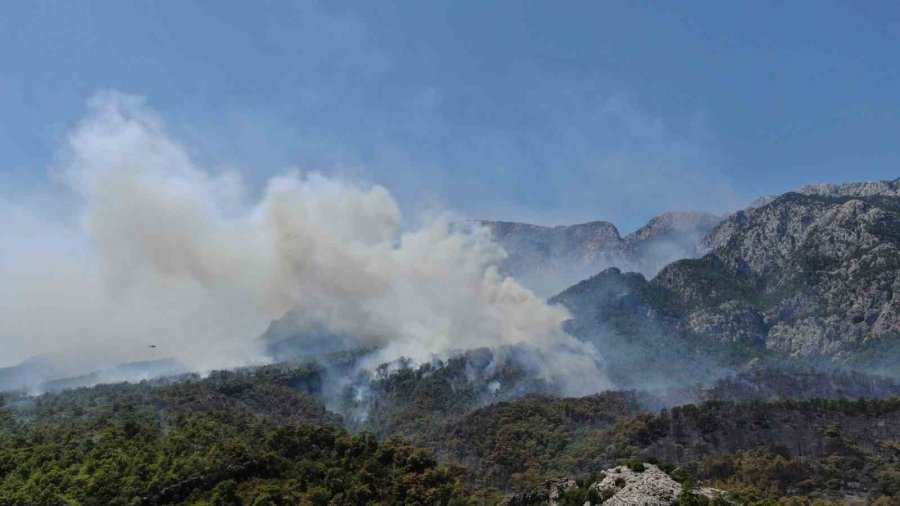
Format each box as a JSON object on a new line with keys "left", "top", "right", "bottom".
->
{"left": 479, "top": 212, "right": 720, "bottom": 296}
{"left": 624, "top": 211, "right": 721, "bottom": 246}
{"left": 749, "top": 178, "right": 900, "bottom": 207}
{"left": 499, "top": 465, "right": 724, "bottom": 506}
{"left": 481, "top": 220, "right": 623, "bottom": 266}
{"left": 554, "top": 181, "right": 900, "bottom": 372}
{"left": 588, "top": 464, "right": 725, "bottom": 506}
{"left": 620, "top": 211, "right": 722, "bottom": 274}
{"left": 796, "top": 179, "right": 900, "bottom": 198}
{"left": 591, "top": 465, "right": 682, "bottom": 505}
{"left": 684, "top": 300, "right": 767, "bottom": 345}
{"left": 477, "top": 220, "right": 624, "bottom": 297}
{"left": 691, "top": 192, "right": 900, "bottom": 357}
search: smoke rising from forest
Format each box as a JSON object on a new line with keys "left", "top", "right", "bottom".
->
{"left": 0, "top": 92, "right": 607, "bottom": 395}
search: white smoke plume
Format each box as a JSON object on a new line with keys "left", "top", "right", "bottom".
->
{"left": 0, "top": 92, "right": 607, "bottom": 395}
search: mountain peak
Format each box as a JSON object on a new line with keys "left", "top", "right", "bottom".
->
{"left": 750, "top": 178, "right": 900, "bottom": 208}
{"left": 796, "top": 178, "right": 900, "bottom": 198}
{"left": 625, "top": 211, "right": 721, "bottom": 242}
{"left": 478, "top": 213, "right": 717, "bottom": 296}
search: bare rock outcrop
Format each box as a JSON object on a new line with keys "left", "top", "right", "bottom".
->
{"left": 499, "top": 465, "right": 726, "bottom": 506}
{"left": 588, "top": 464, "right": 725, "bottom": 506}
{"left": 694, "top": 192, "right": 900, "bottom": 356}
{"left": 796, "top": 179, "right": 900, "bottom": 198}
{"left": 479, "top": 212, "right": 720, "bottom": 296}
{"left": 555, "top": 180, "right": 900, "bottom": 373}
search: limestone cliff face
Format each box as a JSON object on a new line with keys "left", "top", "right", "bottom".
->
{"left": 748, "top": 178, "right": 900, "bottom": 208}
{"left": 479, "top": 212, "right": 720, "bottom": 296}
{"left": 553, "top": 181, "right": 900, "bottom": 371}
{"left": 263, "top": 179, "right": 900, "bottom": 370}
{"left": 684, "top": 192, "right": 900, "bottom": 356}
{"left": 480, "top": 219, "right": 622, "bottom": 268}
{"left": 591, "top": 465, "right": 683, "bottom": 506}
{"left": 499, "top": 464, "right": 725, "bottom": 506}
{"left": 797, "top": 179, "right": 900, "bottom": 198}
{"left": 619, "top": 211, "right": 722, "bottom": 274}
{"left": 590, "top": 464, "right": 724, "bottom": 506}
{"left": 476, "top": 220, "right": 624, "bottom": 297}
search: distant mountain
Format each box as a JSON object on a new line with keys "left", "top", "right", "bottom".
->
{"left": 0, "top": 355, "right": 64, "bottom": 393}
{"left": 750, "top": 177, "right": 900, "bottom": 207}
{"left": 691, "top": 191, "right": 900, "bottom": 356}
{"left": 796, "top": 178, "right": 900, "bottom": 198}
{"left": 0, "top": 354, "right": 185, "bottom": 394}
{"left": 36, "top": 358, "right": 186, "bottom": 393}
{"left": 479, "top": 211, "right": 721, "bottom": 296}
{"left": 258, "top": 308, "right": 363, "bottom": 362}
{"left": 619, "top": 211, "right": 723, "bottom": 275}
{"left": 553, "top": 180, "right": 900, "bottom": 376}
{"left": 261, "top": 180, "right": 900, "bottom": 380}
{"left": 258, "top": 212, "right": 721, "bottom": 359}
{"left": 476, "top": 219, "right": 620, "bottom": 297}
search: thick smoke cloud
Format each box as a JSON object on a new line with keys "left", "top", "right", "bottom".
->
{"left": 0, "top": 92, "right": 607, "bottom": 395}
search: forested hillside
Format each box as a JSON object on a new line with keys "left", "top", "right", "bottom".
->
{"left": 5, "top": 182, "right": 900, "bottom": 504}
{"left": 0, "top": 359, "right": 496, "bottom": 505}
{"left": 1, "top": 355, "right": 898, "bottom": 505}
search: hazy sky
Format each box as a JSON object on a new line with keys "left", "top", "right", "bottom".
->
{"left": 1, "top": 0, "right": 899, "bottom": 230}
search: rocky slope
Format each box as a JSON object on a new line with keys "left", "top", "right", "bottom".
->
{"left": 590, "top": 464, "right": 724, "bottom": 506}
{"left": 619, "top": 211, "right": 721, "bottom": 272}
{"left": 261, "top": 211, "right": 720, "bottom": 356}
{"left": 479, "top": 211, "right": 720, "bottom": 296}
{"left": 689, "top": 192, "right": 900, "bottom": 357}
{"left": 261, "top": 179, "right": 899, "bottom": 378}
{"left": 478, "top": 220, "right": 623, "bottom": 296}
{"left": 797, "top": 178, "right": 900, "bottom": 198}
{"left": 554, "top": 183, "right": 900, "bottom": 372}
{"left": 751, "top": 178, "right": 900, "bottom": 207}
{"left": 499, "top": 464, "right": 729, "bottom": 505}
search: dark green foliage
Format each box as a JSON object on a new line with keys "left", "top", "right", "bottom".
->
{"left": 591, "top": 398, "right": 900, "bottom": 502}
{"left": 551, "top": 268, "right": 739, "bottom": 389}
{"left": 697, "top": 366, "right": 900, "bottom": 403}
{"left": 656, "top": 257, "right": 757, "bottom": 312}
{"left": 2, "top": 354, "right": 899, "bottom": 504}
{"left": 0, "top": 411, "right": 482, "bottom": 505}
{"left": 0, "top": 360, "right": 491, "bottom": 505}
{"left": 434, "top": 392, "right": 644, "bottom": 489}
{"left": 626, "top": 461, "right": 646, "bottom": 473}
{"left": 845, "top": 339, "right": 900, "bottom": 377}
{"left": 353, "top": 352, "right": 545, "bottom": 440}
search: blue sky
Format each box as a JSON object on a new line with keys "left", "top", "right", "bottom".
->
{"left": 1, "top": 1, "right": 899, "bottom": 230}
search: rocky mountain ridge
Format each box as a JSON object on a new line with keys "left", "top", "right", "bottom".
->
{"left": 554, "top": 181, "right": 900, "bottom": 375}
{"left": 690, "top": 193, "right": 900, "bottom": 355}
{"left": 751, "top": 178, "right": 900, "bottom": 208}
{"left": 479, "top": 211, "right": 721, "bottom": 296}
{"left": 259, "top": 179, "right": 900, "bottom": 380}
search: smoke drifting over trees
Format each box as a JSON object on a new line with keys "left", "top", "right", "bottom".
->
{"left": 0, "top": 92, "right": 606, "bottom": 395}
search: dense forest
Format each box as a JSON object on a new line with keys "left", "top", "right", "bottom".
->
{"left": 0, "top": 359, "right": 494, "bottom": 505}
{"left": 1, "top": 354, "right": 898, "bottom": 505}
